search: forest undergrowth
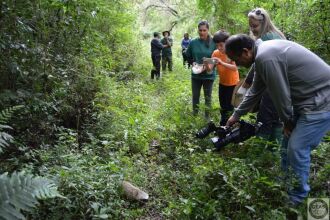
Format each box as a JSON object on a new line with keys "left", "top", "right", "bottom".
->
{"left": 21, "top": 56, "right": 329, "bottom": 220}
{"left": 1, "top": 1, "right": 329, "bottom": 219}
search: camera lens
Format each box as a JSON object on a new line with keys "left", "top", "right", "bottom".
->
{"left": 213, "top": 127, "right": 240, "bottom": 150}
{"left": 196, "top": 121, "right": 216, "bottom": 139}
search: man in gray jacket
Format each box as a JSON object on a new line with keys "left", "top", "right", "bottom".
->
{"left": 225, "top": 34, "right": 330, "bottom": 205}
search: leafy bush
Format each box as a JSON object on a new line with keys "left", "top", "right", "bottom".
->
{"left": 0, "top": 0, "right": 138, "bottom": 148}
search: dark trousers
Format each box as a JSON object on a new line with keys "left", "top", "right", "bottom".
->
{"left": 182, "top": 49, "right": 192, "bottom": 68}
{"left": 151, "top": 54, "right": 161, "bottom": 79}
{"left": 192, "top": 78, "right": 214, "bottom": 118}
{"left": 257, "top": 91, "right": 283, "bottom": 142}
{"left": 162, "top": 54, "right": 172, "bottom": 71}
{"left": 219, "top": 84, "right": 235, "bottom": 126}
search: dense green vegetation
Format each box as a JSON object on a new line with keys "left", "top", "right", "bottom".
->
{"left": 0, "top": 0, "right": 329, "bottom": 219}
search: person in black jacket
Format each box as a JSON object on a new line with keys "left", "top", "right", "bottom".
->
{"left": 150, "top": 32, "right": 167, "bottom": 79}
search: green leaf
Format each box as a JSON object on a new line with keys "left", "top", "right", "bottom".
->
{"left": 245, "top": 205, "right": 256, "bottom": 213}
{"left": 0, "top": 172, "right": 62, "bottom": 220}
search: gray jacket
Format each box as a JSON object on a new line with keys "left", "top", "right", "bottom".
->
{"left": 234, "top": 40, "right": 330, "bottom": 123}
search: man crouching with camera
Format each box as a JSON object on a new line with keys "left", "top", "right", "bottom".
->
{"left": 225, "top": 34, "right": 330, "bottom": 206}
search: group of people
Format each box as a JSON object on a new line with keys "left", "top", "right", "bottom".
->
{"left": 150, "top": 31, "right": 194, "bottom": 80}
{"left": 150, "top": 31, "right": 173, "bottom": 79}
{"left": 151, "top": 7, "right": 330, "bottom": 206}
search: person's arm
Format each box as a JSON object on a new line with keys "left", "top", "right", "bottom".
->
{"left": 256, "top": 59, "right": 293, "bottom": 133}
{"left": 161, "top": 38, "right": 169, "bottom": 48}
{"left": 217, "top": 59, "right": 237, "bottom": 71}
{"left": 154, "top": 39, "right": 164, "bottom": 49}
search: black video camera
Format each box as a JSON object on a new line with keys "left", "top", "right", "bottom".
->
{"left": 196, "top": 120, "right": 262, "bottom": 150}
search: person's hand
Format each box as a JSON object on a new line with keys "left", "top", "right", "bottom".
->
{"left": 202, "top": 59, "right": 208, "bottom": 66}
{"left": 210, "top": 57, "right": 220, "bottom": 64}
{"left": 283, "top": 120, "right": 294, "bottom": 137}
{"left": 226, "top": 115, "right": 239, "bottom": 127}
{"left": 215, "top": 58, "right": 223, "bottom": 65}
{"left": 201, "top": 64, "right": 207, "bottom": 74}
{"left": 203, "top": 62, "right": 213, "bottom": 74}
{"left": 202, "top": 60, "right": 208, "bottom": 72}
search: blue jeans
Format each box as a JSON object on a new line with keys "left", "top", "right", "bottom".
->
{"left": 281, "top": 111, "right": 330, "bottom": 204}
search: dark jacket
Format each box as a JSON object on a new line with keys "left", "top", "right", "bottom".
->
{"left": 161, "top": 37, "right": 173, "bottom": 56}
{"left": 151, "top": 38, "right": 163, "bottom": 56}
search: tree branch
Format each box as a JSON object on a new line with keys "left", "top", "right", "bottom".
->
{"left": 144, "top": 3, "right": 179, "bottom": 17}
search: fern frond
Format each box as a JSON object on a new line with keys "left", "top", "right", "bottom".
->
{"left": 0, "top": 204, "right": 26, "bottom": 220}
{"left": 0, "top": 172, "right": 62, "bottom": 220}
{"left": 31, "top": 176, "right": 61, "bottom": 199}
{"left": 0, "top": 105, "right": 23, "bottom": 124}
{"left": 0, "top": 132, "right": 14, "bottom": 153}
{"left": 0, "top": 105, "right": 23, "bottom": 153}
{"left": 0, "top": 125, "right": 12, "bottom": 130}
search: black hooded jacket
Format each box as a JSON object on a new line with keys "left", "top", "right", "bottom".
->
{"left": 151, "top": 38, "right": 163, "bottom": 56}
